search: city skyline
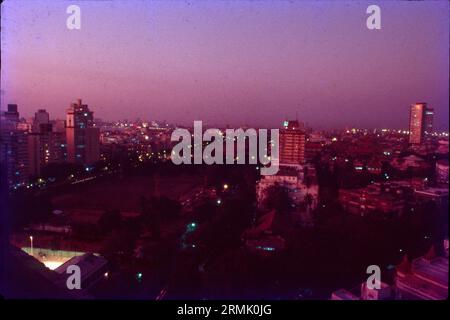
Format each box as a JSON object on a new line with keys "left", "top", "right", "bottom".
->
{"left": 2, "top": 98, "right": 448, "bottom": 134}
{"left": 1, "top": 1, "right": 449, "bottom": 130}
{"left": 1, "top": 1, "right": 448, "bottom": 302}
{"left": 5, "top": 100, "right": 450, "bottom": 135}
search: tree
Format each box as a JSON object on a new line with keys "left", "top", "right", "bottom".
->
{"left": 158, "top": 196, "right": 182, "bottom": 220}
{"left": 193, "top": 199, "right": 217, "bottom": 222}
{"left": 304, "top": 193, "right": 314, "bottom": 213}
{"left": 97, "top": 209, "right": 123, "bottom": 235}
{"left": 41, "top": 162, "right": 84, "bottom": 181}
{"left": 263, "top": 183, "right": 292, "bottom": 213}
{"left": 140, "top": 196, "right": 163, "bottom": 240}
{"left": 101, "top": 228, "right": 137, "bottom": 260}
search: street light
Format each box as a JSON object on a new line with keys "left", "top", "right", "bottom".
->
{"left": 29, "top": 236, "right": 33, "bottom": 257}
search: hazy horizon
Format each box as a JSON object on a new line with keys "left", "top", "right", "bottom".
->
{"left": 1, "top": 1, "right": 449, "bottom": 130}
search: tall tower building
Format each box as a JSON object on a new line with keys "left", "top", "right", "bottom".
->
{"left": 28, "top": 133, "right": 42, "bottom": 177}
{"left": 409, "top": 103, "right": 434, "bottom": 144}
{"left": 32, "top": 109, "right": 50, "bottom": 133}
{"left": 50, "top": 119, "right": 67, "bottom": 163}
{"left": 66, "top": 99, "right": 100, "bottom": 165}
{"left": 4, "top": 104, "right": 19, "bottom": 122}
{"left": 1, "top": 105, "right": 29, "bottom": 188}
{"left": 28, "top": 122, "right": 59, "bottom": 176}
{"left": 280, "top": 120, "right": 306, "bottom": 166}
{"left": 423, "top": 106, "right": 434, "bottom": 136}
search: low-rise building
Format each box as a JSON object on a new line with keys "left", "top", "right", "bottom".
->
{"left": 414, "top": 187, "right": 449, "bottom": 207}
{"left": 435, "top": 159, "right": 449, "bottom": 186}
{"left": 360, "top": 281, "right": 394, "bottom": 300}
{"left": 339, "top": 184, "right": 406, "bottom": 217}
{"left": 330, "top": 289, "right": 359, "bottom": 300}
{"left": 391, "top": 155, "right": 428, "bottom": 172}
{"left": 256, "top": 165, "right": 319, "bottom": 218}
{"left": 55, "top": 253, "right": 109, "bottom": 291}
{"left": 395, "top": 247, "right": 448, "bottom": 300}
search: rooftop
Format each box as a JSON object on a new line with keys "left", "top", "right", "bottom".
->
{"left": 55, "top": 253, "right": 108, "bottom": 282}
{"left": 331, "top": 289, "right": 359, "bottom": 300}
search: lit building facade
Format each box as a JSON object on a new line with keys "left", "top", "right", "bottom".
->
{"left": 27, "top": 113, "right": 67, "bottom": 176}
{"left": 280, "top": 120, "right": 306, "bottom": 165}
{"left": 409, "top": 103, "right": 433, "bottom": 144}
{"left": 1, "top": 105, "right": 29, "bottom": 188}
{"left": 66, "top": 99, "right": 100, "bottom": 165}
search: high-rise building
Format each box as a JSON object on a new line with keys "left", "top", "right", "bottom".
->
{"left": 1, "top": 105, "right": 29, "bottom": 188}
{"left": 279, "top": 120, "right": 305, "bottom": 166}
{"left": 28, "top": 133, "right": 42, "bottom": 177}
{"left": 4, "top": 104, "right": 19, "bottom": 123}
{"left": 52, "top": 119, "right": 66, "bottom": 133}
{"left": 28, "top": 110, "right": 69, "bottom": 176}
{"left": 409, "top": 103, "right": 434, "bottom": 144}
{"left": 32, "top": 109, "right": 50, "bottom": 133}
{"left": 50, "top": 120, "right": 67, "bottom": 163}
{"left": 66, "top": 99, "right": 100, "bottom": 165}
{"left": 423, "top": 108, "right": 434, "bottom": 135}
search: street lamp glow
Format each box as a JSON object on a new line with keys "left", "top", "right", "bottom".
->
{"left": 223, "top": 184, "right": 229, "bottom": 190}
{"left": 187, "top": 222, "right": 197, "bottom": 232}
{"left": 29, "top": 236, "right": 33, "bottom": 257}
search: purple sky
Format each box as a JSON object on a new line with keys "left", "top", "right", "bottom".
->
{"left": 1, "top": 1, "right": 448, "bottom": 129}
